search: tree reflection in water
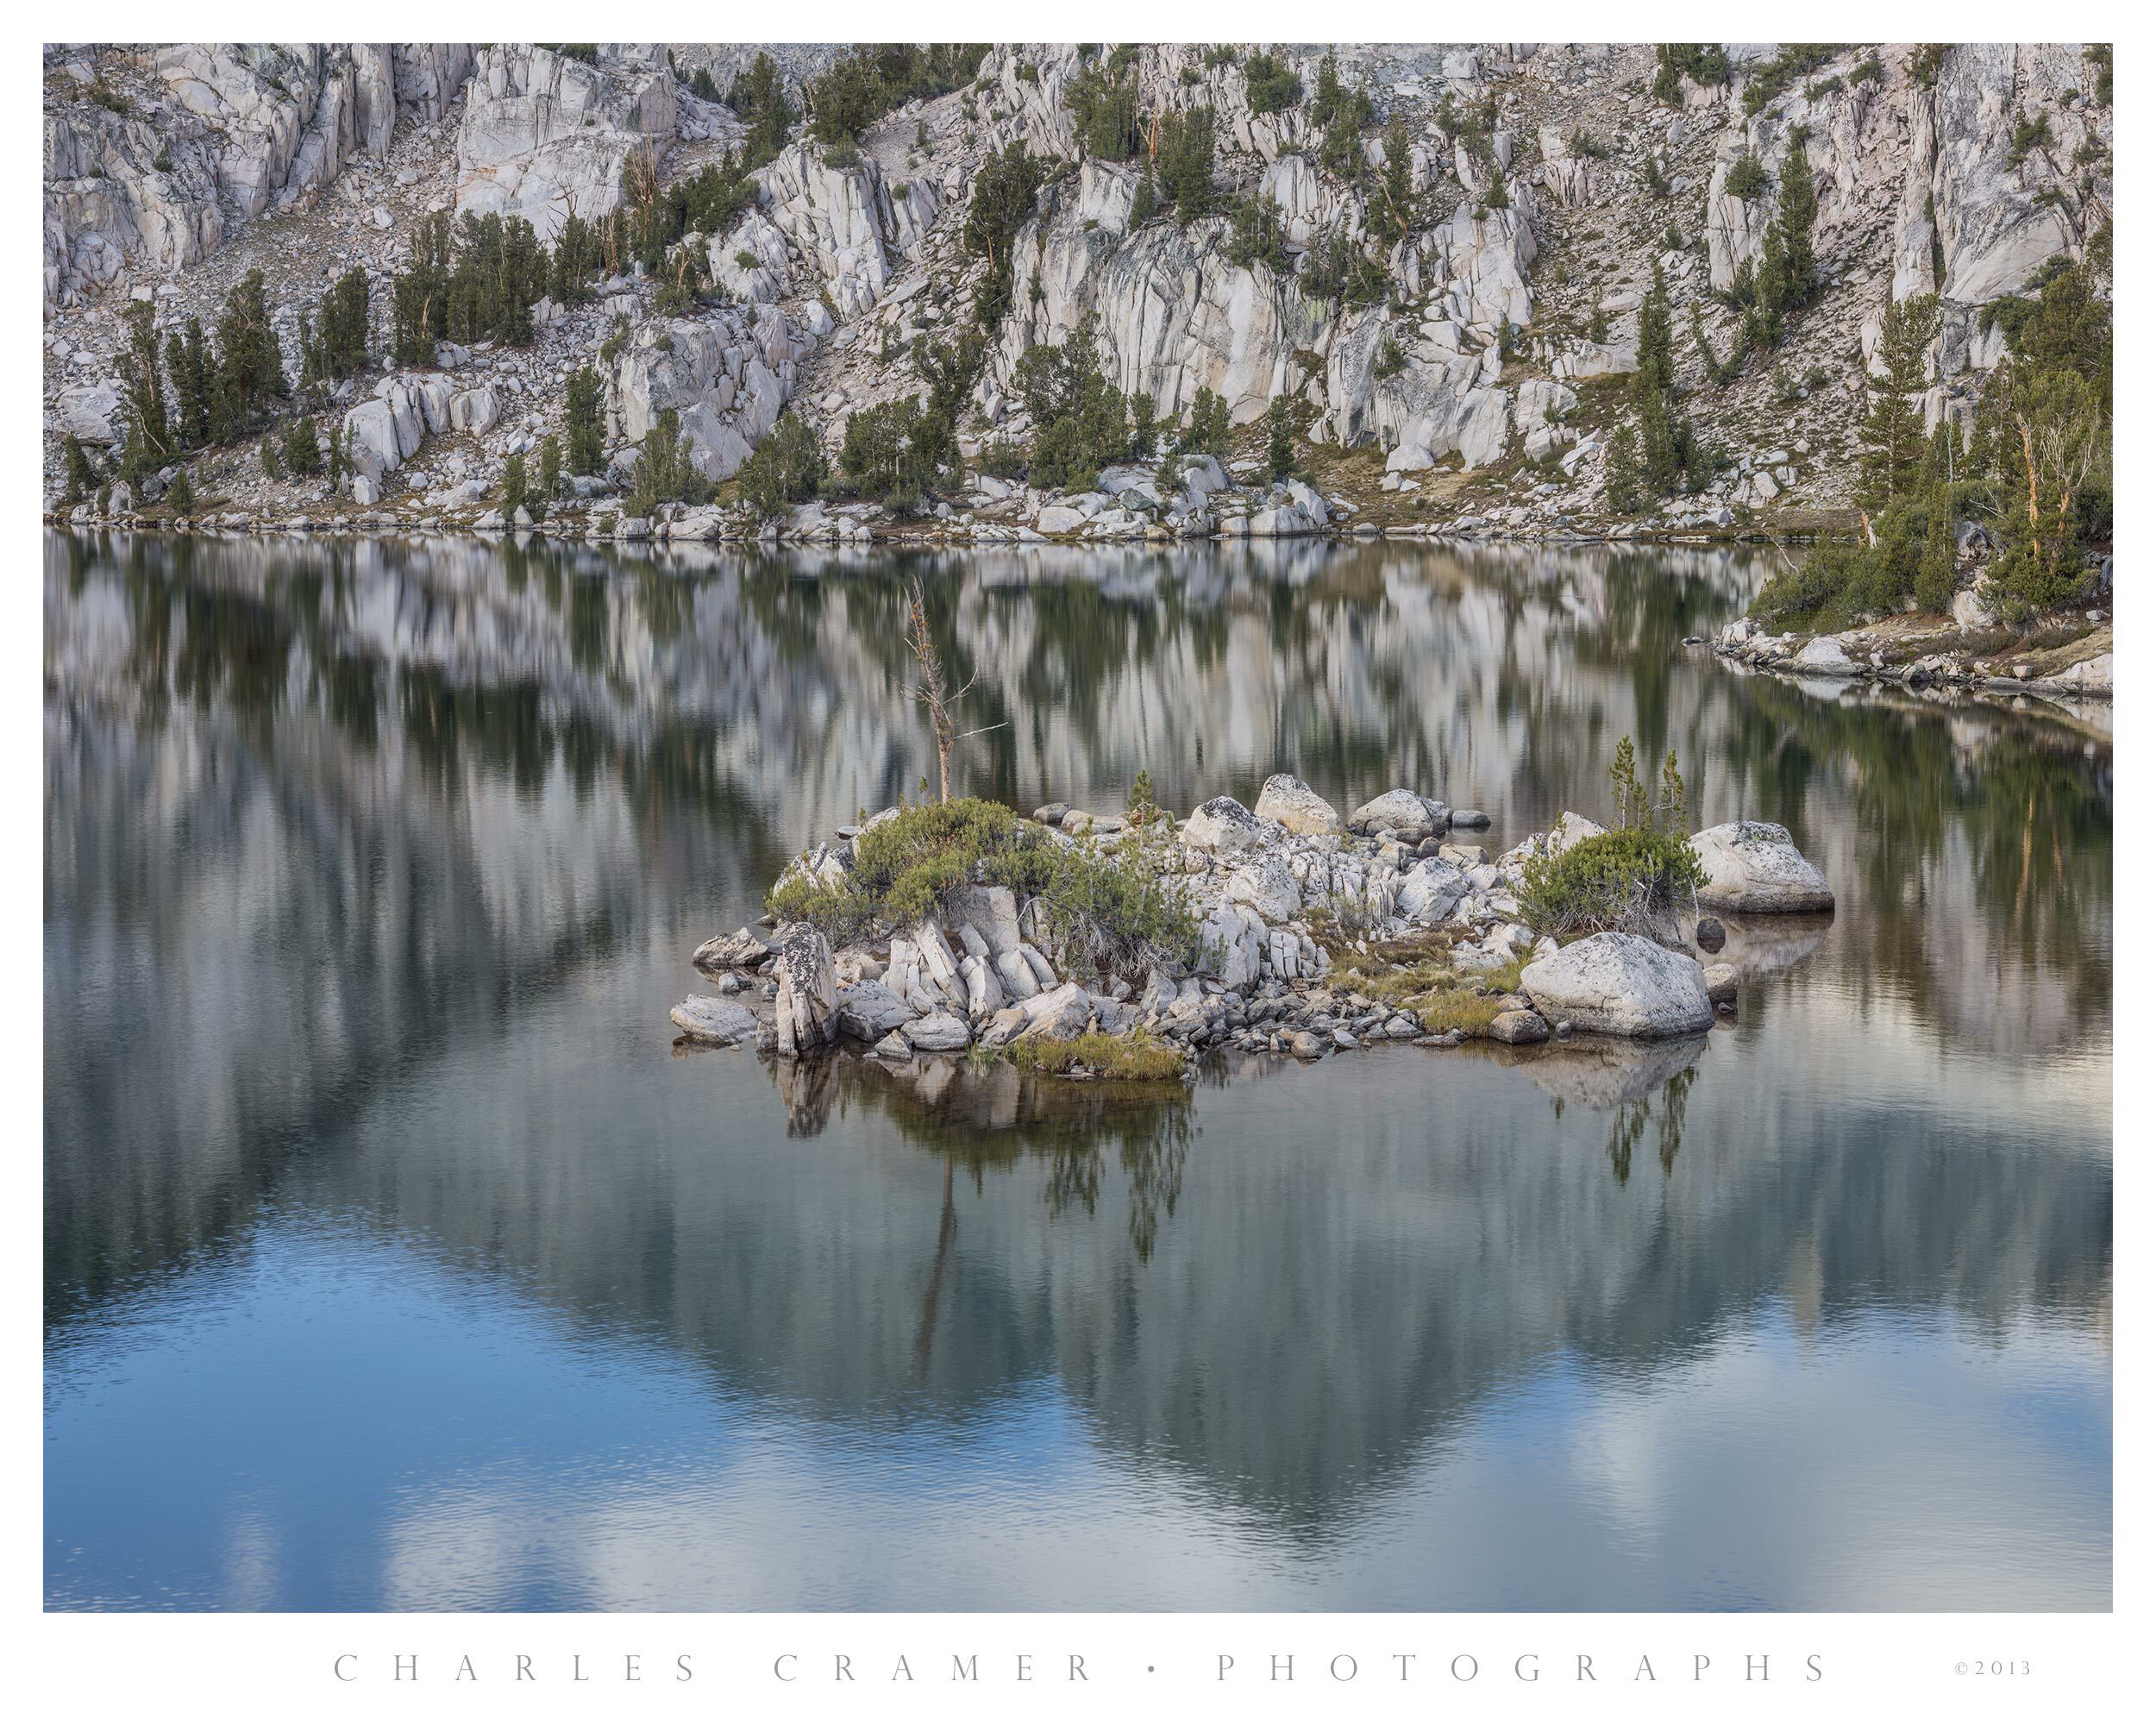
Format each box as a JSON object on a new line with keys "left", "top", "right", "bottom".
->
{"left": 767, "top": 1051, "right": 1194, "bottom": 1271}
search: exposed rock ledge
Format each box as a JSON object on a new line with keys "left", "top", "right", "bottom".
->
{"left": 1712, "top": 613, "right": 2113, "bottom": 703}
{"left": 670, "top": 779, "right": 1833, "bottom": 1076}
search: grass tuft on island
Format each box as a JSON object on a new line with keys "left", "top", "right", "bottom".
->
{"left": 1321, "top": 933, "right": 1528, "bottom": 1035}
{"left": 998, "top": 1029, "right": 1188, "bottom": 1082}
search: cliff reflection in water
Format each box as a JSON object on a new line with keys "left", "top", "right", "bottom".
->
{"left": 44, "top": 530, "right": 2109, "bottom": 1586}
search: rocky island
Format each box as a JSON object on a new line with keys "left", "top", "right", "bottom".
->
{"left": 674, "top": 767, "right": 1834, "bottom": 1079}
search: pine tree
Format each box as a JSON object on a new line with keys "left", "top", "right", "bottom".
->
{"left": 549, "top": 210, "right": 597, "bottom": 304}
{"left": 163, "top": 329, "right": 194, "bottom": 448}
{"left": 1483, "top": 160, "right": 1509, "bottom": 210}
{"left": 61, "top": 434, "right": 99, "bottom": 504}
{"left": 1631, "top": 259, "right": 1690, "bottom": 494}
{"left": 166, "top": 466, "right": 194, "bottom": 515}
{"left": 564, "top": 367, "right": 606, "bottom": 475}
{"left": 1267, "top": 398, "right": 1295, "bottom": 481}
{"left": 1859, "top": 293, "right": 1940, "bottom": 510}
{"left": 1181, "top": 387, "right": 1230, "bottom": 455}
{"left": 113, "top": 299, "right": 171, "bottom": 480}
{"left": 1775, "top": 129, "right": 1819, "bottom": 311}
{"left": 392, "top": 210, "right": 454, "bottom": 366}
{"left": 165, "top": 317, "right": 211, "bottom": 449}
{"left": 260, "top": 434, "right": 284, "bottom": 480}
{"left": 1603, "top": 420, "right": 1643, "bottom": 513}
{"left": 496, "top": 216, "right": 541, "bottom": 346}
{"left": 1129, "top": 169, "right": 1156, "bottom": 224}
{"left": 1378, "top": 116, "right": 1417, "bottom": 239}
{"left": 1156, "top": 106, "right": 1216, "bottom": 216}
{"left": 1129, "top": 392, "right": 1158, "bottom": 461}
{"left": 283, "top": 414, "right": 323, "bottom": 478}
{"left": 501, "top": 452, "right": 528, "bottom": 518}
{"left": 211, "top": 269, "right": 285, "bottom": 443}
{"left": 539, "top": 433, "right": 562, "bottom": 499}
{"left": 624, "top": 407, "right": 707, "bottom": 514}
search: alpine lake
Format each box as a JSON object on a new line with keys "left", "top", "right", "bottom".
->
{"left": 43, "top": 529, "right": 2110, "bottom": 1610}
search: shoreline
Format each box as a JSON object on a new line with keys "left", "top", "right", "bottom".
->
{"left": 1709, "top": 612, "right": 2114, "bottom": 704}
{"left": 43, "top": 507, "right": 1831, "bottom": 550}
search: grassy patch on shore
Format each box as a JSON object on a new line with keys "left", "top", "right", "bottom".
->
{"left": 1004, "top": 1030, "right": 1187, "bottom": 1082}
{"left": 1399, "top": 966, "right": 1527, "bottom": 1037}
{"left": 1320, "top": 931, "right": 1527, "bottom": 1036}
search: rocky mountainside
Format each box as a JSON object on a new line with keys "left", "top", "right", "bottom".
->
{"left": 43, "top": 41, "right": 2111, "bottom": 544}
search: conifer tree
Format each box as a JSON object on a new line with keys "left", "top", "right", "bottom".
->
{"left": 211, "top": 269, "right": 285, "bottom": 443}
{"left": 496, "top": 216, "right": 542, "bottom": 346}
{"left": 392, "top": 210, "right": 454, "bottom": 366}
{"left": 1181, "top": 387, "right": 1230, "bottom": 455}
{"left": 1603, "top": 420, "right": 1643, "bottom": 513}
{"left": 539, "top": 434, "right": 562, "bottom": 499}
{"left": 166, "top": 466, "right": 194, "bottom": 515}
{"left": 1377, "top": 116, "right": 1418, "bottom": 239}
{"left": 625, "top": 407, "right": 707, "bottom": 515}
{"left": 1268, "top": 398, "right": 1296, "bottom": 481}
{"left": 1631, "top": 259, "right": 1687, "bottom": 493}
{"left": 501, "top": 452, "right": 528, "bottom": 518}
{"left": 282, "top": 414, "right": 323, "bottom": 478}
{"left": 549, "top": 210, "right": 597, "bottom": 304}
{"left": 1859, "top": 293, "right": 1940, "bottom": 510}
{"left": 1156, "top": 106, "right": 1216, "bottom": 216}
{"left": 61, "top": 434, "right": 99, "bottom": 505}
{"left": 1129, "top": 169, "right": 1157, "bottom": 225}
{"left": 114, "top": 299, "right": 171, "bottom": 480}
{"left": 1775, "top": 129, "right": 1819, "bottom": 311}
{"left": 564, "top": 367, "right": 606, "bottom": 475}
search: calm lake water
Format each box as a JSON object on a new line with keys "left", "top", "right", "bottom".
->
{"left": 43, "top": 530, "right": 2111, "bottom": 1611}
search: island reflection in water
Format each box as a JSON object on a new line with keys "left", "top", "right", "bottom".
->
{"left": 44, "top": 530, "right": 2109, "bottom": 1609}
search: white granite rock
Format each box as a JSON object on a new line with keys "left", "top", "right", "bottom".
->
{"left": 1690, "top": 821, "right": 1834, "bottom": 913}
{"left": 1520, "top": 932, "right": 1714, "bottom": 1038}
{"left": 1184, "top": 795, "right": 1268, "bottom": 853}
{"left": 669, "top": 995, "right": 759, "bottom": 1044}
{"left": 1254, "top": 774, "right": 1341, "bottom": 837}
{"left": 771, "top": 925, "right": 842, "bottom": 1055}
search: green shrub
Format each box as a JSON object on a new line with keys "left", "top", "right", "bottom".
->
{"left": 1243, "top": 53, "right": 1302, "bottom": 113}
{"left": 2009, "top": 110, "right": 2053, "bottom": 169}
{"left": 1654, "top": 44, "right": 1731, "bottom": 104}
{"left": 768, "top": 798, "right": 1049, "bottom": 943}
{"left": 1520, "top": 827, "right": 1706, "bottom": 939}
{"left": 975, "top": 436, "right": 1027, "bottom": 480}
{"left": 736, "top": 411, "right": 826, "bottom": 517}
{"left": 1029, "top": 840, "right": 1200, "bottom": 981}
{"left": 1519, "top": 739, "right": 1704, "bottom": 939}
{"left": 806, "top": 43, "right": 987, "bottom": 143}
{"left": 1725, "top": 153, "right": 1769, "bottom": 200}
{"left": 1743, "top": 45, "right": 1844, "bottom": 116}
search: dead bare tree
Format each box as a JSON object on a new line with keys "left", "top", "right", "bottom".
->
{"left": 905, "top": 578, "right": 1002, "bottom": 802}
